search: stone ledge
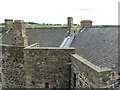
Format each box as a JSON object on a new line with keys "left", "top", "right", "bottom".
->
{"left": 24, "top": 47, "right": 75, "bottom": 50}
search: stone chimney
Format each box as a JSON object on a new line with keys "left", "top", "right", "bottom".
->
{"left": 81, "top": 20, "right": 92, "bottom": 28}
{"left": 5, "top": 19, "right": 13, "bottom": 30}
{"left": 67, "top": 17, "right": 74, "bottom": 36}
{"left": 12, "top": 20, "right": 28, "bottom": 47}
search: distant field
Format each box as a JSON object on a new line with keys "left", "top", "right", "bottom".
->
{"left": 0, "top": 23, "right": 119, "bottom": 31}
{"left": 26, "top": 24, "right": 80, "bottom": 29}
{"left": 0, "top": 24, "right": 4, "bottom": 32}
{"left": 0, "top": 23, "right": 80, "bottom": 29}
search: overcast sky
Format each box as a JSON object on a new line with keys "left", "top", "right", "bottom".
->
{"left": 1, "top": 0, "right": 119, "bottom": 25}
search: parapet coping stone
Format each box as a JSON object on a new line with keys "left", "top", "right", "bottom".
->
{"left": 24, "top": 47, "right": 75, "bottom": 50}
{"left": 72, "top": 54, "right": 112, "bottom": 72}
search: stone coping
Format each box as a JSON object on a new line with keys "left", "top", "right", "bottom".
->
{"left": 24, "top": 47, "right": 75, "bottom": 50}
{"left": 72, "top": 54, "right": 112, "bottom": 72}
{"left": 81, "top": 20, "right": 93, "bottom": 23}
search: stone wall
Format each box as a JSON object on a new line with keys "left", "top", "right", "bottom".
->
{"left": 67, "top": 17, "right": 74, "bottom": 36}
{"left": 24, "top": 47, "right": 75, "bottom": 88}
{"left": 81, "top": 20, "right": 92, "bottom": 28}
{"left": 1, "top": 44, "right": 25, "bottom": 88}
{"left": 71, "top": 54, "right": 115, "bottom": 88}
{"left": 5, "top": 19, "right": 13, "bottom": 30}
{"left": 12, "top": 20, "right": 28, "bottom": 47}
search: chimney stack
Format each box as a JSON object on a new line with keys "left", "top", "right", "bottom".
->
{"left": 12, "top": 20, "right": 28, "bottom": 47}
{"left": 5, "top": 19, "right": 13, "bottom": 30}
{"left": 67, "top": 17, "right": 74, "bottom": 36}
{"left": 80, "top": 20, "right": 92, "bottom": 28}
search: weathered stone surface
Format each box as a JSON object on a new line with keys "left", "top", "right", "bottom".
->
{"left": 24, "top": 47, "right": 75, "bottom": 88}
{"left": 67, "top": 17, "right": 75, "bottom": 36}
{"left": 81, "top": 20, "right": 92, "bottom": 28}
{"left": 5, "top": 19, "right": 13, "bottom": 30}
{"left": 67, "top": 17, "right": 73, "bottom": 30}
{"left": 12, "top": 20, "right": 28, "bottom": 47}
{"left": 1, "top": 45, "right": 25, "bottom": 88}
{"left": 71, "top": 54, "right": 116, "bottom": 88}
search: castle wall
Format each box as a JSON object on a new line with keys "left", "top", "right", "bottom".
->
{"left": 24, "top": 47, "right": 75, "bottom": 88}
{"left": 1, "top": 44, "right": 25, "bottom": 88}
{"left": 71, "top": 54, "right": 115, "bottom": 88}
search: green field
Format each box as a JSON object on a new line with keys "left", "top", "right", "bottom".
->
{"left": 0, "top": 23, "right": 80, "bottom": 29}
{"left": 0, "top": 24, "right": 5, "bottom": 32}
{"left": 26, "top": 24, "right": 80, "bottom": 29}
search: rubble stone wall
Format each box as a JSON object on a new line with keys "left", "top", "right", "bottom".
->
{"left": 1, "top": 45, "right": 25, "bottom": 88}
{"left": 24, "top": 47, "right": 75, "bottom": 88}
{"left": 71, "top": 54, "right": 113, "bottom": 88}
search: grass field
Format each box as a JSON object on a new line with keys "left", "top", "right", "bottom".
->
{"left": 26, "top": 24, "right": 80, "bottom": 29}
{"left": 0, "top": 24, "right": 4, "bottom": 32}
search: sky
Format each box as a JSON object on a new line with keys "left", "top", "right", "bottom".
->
{"left": 0, "top": 0, "right": 119, "bottom": 25}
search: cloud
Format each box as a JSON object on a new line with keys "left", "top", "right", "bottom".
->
{"left": 76, "top": 8, "right": 97, "bottom": 11}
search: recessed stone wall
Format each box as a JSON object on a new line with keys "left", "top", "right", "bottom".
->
{"left": 24, "top": 47, "right": 75, "bottom": 88}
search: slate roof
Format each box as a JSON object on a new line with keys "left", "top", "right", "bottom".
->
{"left": 26, "top": 28, "right": 67, "bottom": 47}
{"left": 72, "top": 27, "right": 118, "bottom": 68}
{"left": 1, "top": 27, "right": 67, "bottom": 47}
{"left": 2, "top": 28, "right": 13, "bottom": 45}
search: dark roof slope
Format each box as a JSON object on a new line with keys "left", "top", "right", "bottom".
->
{"left": 1, "top": 27, "right": 67, "bottom": 47}
{"left": 2, "top": 29, "right": 13, "bottom": 45}
{"left": 72, "top": 27, "right": 118, "bottom": 68}
{"left": 26, "top": 28, "right": 67, "bottom": 47}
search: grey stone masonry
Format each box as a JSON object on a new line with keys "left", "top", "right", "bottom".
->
{"left": 67, "top": 17, "right": 75, "bottom": 36}
{"left": 12, "top": 20, "right": 28, "bottom": 47}
{"left": 81, "top": 20, "right": 92, "bottom": 28}
{"left": 67, "top": 17, "right": 73, "bottom": 30}
{"left": 24, "top": 47, "right": 75, "bottom": 88}
{"left": 5, "top": 19, "right": 13, "bottom": 30}
{"left": 1, "top": 44, "right": 25, "bottom": 88}
{"left": 71, "top": 54, "right": 116, "bottom": 88}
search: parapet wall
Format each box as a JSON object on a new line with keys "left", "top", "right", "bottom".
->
{"left": 71, "top": 54, "right": 115, "bottom": 88}
{"left": 1, "top": 44, "right": 25, "bottom": 88}
{"left": 24, "top": 47, "right": 75, "bottom": 88}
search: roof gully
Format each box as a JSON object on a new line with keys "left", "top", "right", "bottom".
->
{"left": 60, "top": 29, "right": 80, "bottom": 48}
